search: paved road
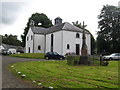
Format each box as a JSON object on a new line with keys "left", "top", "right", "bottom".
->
{"left": 2, "top": 56, "right": 44, "bottom": 89}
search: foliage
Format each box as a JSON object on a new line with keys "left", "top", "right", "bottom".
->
{"left": 9, "top": 61, "right": 119, "bottom": 88}
{"left": 21, "top": 12, "right": 53, "bottom": 47}
{"left": 9, "top": 53, "right": 45, "bottom": 59}
{"left": 72, "top": 21, "right": 96, "bottom": 54}
{"left": 1, "top": 34, "right": 21, "bottom": 46}
{"left": 72, "top": 21, "right": 87, "bottom": 29}
{"left": 97, "top": 5, "right": 120, "bottom": 53}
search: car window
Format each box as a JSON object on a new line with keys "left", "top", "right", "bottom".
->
{"left": 115, "top": 54, "right": 120, "bottom": 56}
{"left": 111, "top": 54, "right": 116, "bottom": 56}
{"left": 49, "top": 52, "right": 53, "bottom": 54}
{"left": 115, "top": 54, "right": 119, "bottom": 56}
{"left": 54, "top": 52, "right": 58, "bottom": 55}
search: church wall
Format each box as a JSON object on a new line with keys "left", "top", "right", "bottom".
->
{"left": 26, "top": 28, "right": 91, "bottom": 55}
{"left": 53, "top": 31, "right": 62, "bottom": 54}
{"left": 25, "top": 28, "right": 33, "bottom": 53}
{"left": 34, "top": 34, "right": 45, "bottom": 53}
{"left": 62, "top": 30, "right": 82, "bottom": 55}
{"left": 46, "top": 34, "right": 51, "bottom": 52}
{"left": 46, "top": 31, "right": 62, "bottom": 54}
{"left": 62, "top": 30, "right": 91, "bottom": 55}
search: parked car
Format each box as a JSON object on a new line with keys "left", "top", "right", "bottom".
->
{"left": 45, "top": 52, "right": 65, "bottom": 60}
{"left": 102, "top": 53, "right": 120, "bottom": 61}
{"left": 1, "top": 49, "right": 12, "bottom": 55}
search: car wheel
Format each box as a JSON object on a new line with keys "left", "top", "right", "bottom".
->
{"left": 59, "top": 57, "right": 63, "bottom": 60}
{"left": 45, "top": 57, "right": 49, "bottom": 60}
{"left": 109, "top": 58, "right": 112, "bottom": 61}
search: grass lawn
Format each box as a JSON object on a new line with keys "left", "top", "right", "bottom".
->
{"left": 8, "top": 60, "right": 119, "bottom": 89}
{"left": 9, "top": 53, "right": 45, "bottom": 59}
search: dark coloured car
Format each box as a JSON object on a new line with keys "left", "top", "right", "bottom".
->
{"left": 45, "top": 52, "right": 65, "bottom": 60}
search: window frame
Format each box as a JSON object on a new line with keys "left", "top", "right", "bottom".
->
{"left": 67, "top": 44, "right": 70, "bottom": 49}
{"left": 31, "top": 35, "right": 33, "bottom": 40}
{"left": 38, "top": 45, "right": 41, "bottom": 50}
{"left": 27, "top": 37, "right": 29, "bottom": 41}
{"left": 76, "top": 33, "right": 80, "bottom": 38}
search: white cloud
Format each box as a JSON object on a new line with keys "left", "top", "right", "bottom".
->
{"left": 1, "top": 0, "right": 120, "bottom": 40}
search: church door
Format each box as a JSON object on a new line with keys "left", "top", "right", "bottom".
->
{"left": 76, "top": 44, "right": 80, "bottom": 55}
{"left": 28, "top": 47, "right": 30, "bottom": 53}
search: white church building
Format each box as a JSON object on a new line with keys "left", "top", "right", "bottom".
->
{"left": 25, "top": 17, "right": 91, "bottom": 55}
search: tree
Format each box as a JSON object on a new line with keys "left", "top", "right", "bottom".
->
{"left": 2, "top": 34, "right": 21, "bottom": 46}
{"left": 72, "top": 21, "right": 87, "bottom": 29}
{"left": 97, "top": 5, "right": 120, "bottom": 53}
{"left": 72, "top": 21, "right": 96, "bottom": 54}
{"left": 21, "top": 12, "right": 53, "bottom": 47}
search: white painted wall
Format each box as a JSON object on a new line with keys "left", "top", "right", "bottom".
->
{"left": 26, "top": 28, "right": 91, "bottom": 55}
{"left": 46, "top": 34, "right": 50, "bottom": 52}
{"left": 62, "top": 30, "right": 81, "bottom": 55}
{"left": 34, "top": 34, "right": 45, "bottom": 53}
{"left": 62, "top": 30, "right": 91, "bottom": 55}
{"left": 46, "top": 30, "right": 62, "bottom": 54}
{"left": 25, "top": 28, "right": 34, "bottom": 53}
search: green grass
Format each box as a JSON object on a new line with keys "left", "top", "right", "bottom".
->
{"left": 9, "top": 53, "right": 45, "bottom": 59}
{"left": 8, "top": 60, "right": 119, "bottom": 89}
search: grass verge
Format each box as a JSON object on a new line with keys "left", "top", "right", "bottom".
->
{"left": 9, "top": 53, "right": 45, "bottom": 59}
{"left": 8, "top": 60, "right": 119, "bottom": 89}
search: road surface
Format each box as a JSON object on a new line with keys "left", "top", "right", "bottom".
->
{"left": 2, "top": 56, "right": 44, "bottom": 89}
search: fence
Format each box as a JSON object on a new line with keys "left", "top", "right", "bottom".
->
{"left": 66, "top": 55, "right": 102, "bottom": 66}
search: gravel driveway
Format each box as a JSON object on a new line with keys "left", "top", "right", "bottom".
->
{"left": 2, "top": 55, "right": 44, "bottom": 89}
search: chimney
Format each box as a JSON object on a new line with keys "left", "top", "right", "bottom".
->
{"left": 54, "top": 17, "right": 62, "bottom": 25}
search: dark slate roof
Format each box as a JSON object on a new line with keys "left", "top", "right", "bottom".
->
{"left": 1, "top": 44, "right": 24, "bottom": 52}
{"left": 31, "top": 22, "right": 89, "bottom": 34}
{"left": 31, "top": 27, "right": 48, "bottom": 34}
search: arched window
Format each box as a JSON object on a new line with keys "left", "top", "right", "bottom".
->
{"left": 67, "top": 44, "right": 70, "bottom": 49}
{"left": 38, "top": 45, "right": 41, "bottom": 50}
{"left": 27, "top": 37, "right": 29, "bottom": 41}
{"left": 31, "top": 35, "right": 33, "bottom": 40}
{"left": 76, "top": 33, "right": 79, "bottom": 38}
{"left": 51, "top": 34, "right": 54, "bottom": 52}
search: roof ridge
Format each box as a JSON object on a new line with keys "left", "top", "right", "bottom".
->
{"left": 30, "top": 22, "right": 90, "bottom": 34}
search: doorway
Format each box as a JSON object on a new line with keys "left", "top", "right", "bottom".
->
{"left": 51, "top": 34, "right": 54, "bottom": 52}
{"left": 28, "top": 47, "right": 30, "bottom": 53}
{"left": 76, "top": 44, "right": 80, "bottom": 55}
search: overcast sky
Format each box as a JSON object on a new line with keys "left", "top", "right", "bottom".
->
{"left": 0, "top": 0, "right": 120, "bottom": 40}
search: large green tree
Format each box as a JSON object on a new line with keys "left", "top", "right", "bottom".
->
{"left": 72, "top": 21, "right": 96, "bottom": 54}
{"left": 21, "top": 12, "right": 53, "bottom": 47}
{"left": 2, "top": 34, "right": 21, "bottom": 46}
{"left": 97, "top": 5, "right": 120, "bottom": 53}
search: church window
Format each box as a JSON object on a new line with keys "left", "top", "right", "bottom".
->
{"left": 76, "top": 33, "right": 80, "bottom": 38}
{"left": 51, "top": 34, "right": 54, "bottom": 52}
{"left": 27, "top": 37, "right": 29, "bottom": 41}
{"left": 67, "top": 44, "right": 70, "bottom": 49}
{"left": 38, "top": 45, "right": 41, "bottom": 50}
{"left": 31, "top": 35, "right": 33, "bottom": 40}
